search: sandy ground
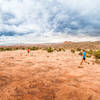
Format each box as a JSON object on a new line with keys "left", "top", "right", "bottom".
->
{"left": 0, "top": 50, "right": 100, "bottom": 100}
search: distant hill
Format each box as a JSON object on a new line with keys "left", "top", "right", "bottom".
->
{"left": 0, "top": 41, "right": 100, "bottom": 50}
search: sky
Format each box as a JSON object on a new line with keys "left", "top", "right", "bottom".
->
{"left": 0, "top": 0, "right": 100, "bottom": 45}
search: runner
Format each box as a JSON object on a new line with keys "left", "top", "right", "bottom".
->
{"left": 80, "top": 49, "right": 89, "bottom": 65}
{"left": 27, "top": 48, "right": 30, "bottom": 55}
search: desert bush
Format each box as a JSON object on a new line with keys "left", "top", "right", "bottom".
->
{"left": 14, "top": 48, "right": 19, "bottom": 50}
{"left": 79, "top": 52, "right": 82, "bottom": 56}
{"left": 58, "top": 48, "right": 62, "bottom": 51}
{"left": 47, "top": 47, "right": 54, "bottom": 53}
{"left": 54, "top": 48, "right": 57, "bottom": 51}
{"left": 21, "top": 48, "right": 25, "bottom": 50}
{"left": 71, "top": 49, "right": 75, "bottom": 53}
{"left": 77, "top": 48, "right": 81, "bottom": 51}
{"left": 57, "top": 48, "right": 62, "bottom": 52}
{"left": 94, "top": 50, "right": 100, "bottom": 59}
{"left": 0, "top": 48, "right": 14, "bottom": 51}
{"left": 87, "top": 49, "right": 94, "bottom": 55}
{"left": 56, "top": 48, "right": 65, "bottom": 52}
{"left": 0, "top": 48, "right": 6, "bottom": 51}
{"left": 6, "top": 48, "right": 13, "bottom": 51}
{"left": 87, "top": 54, "right": 92, "bottom": 58}
{"left": 61, "top": 48, "right": 66, "bottom": 52}
{"left": 30, "top": 47, "right": 39, "bottom": 50}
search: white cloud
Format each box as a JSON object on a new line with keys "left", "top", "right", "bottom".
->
{"left": 0, "top": 33, "right": 100, "bottom": 45}
{"left": 0, "top": 0, "right": 100, "bottom": 45}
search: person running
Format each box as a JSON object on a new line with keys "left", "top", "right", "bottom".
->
{"left": 80, "top": 49, "right": 89, "bottom": 65}
{"left": 27, "top": 48, "right": 30, "bottom": 55}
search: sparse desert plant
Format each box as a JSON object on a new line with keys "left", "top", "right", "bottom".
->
{"left": 79, "top": 52, "right": 82, "bottom": 56}
{"left": 21, "top": 48, "right": 26, "bottom": 50}
{"left": 58, "top": 48, "right": 62, "bottom": 51}
{"left": 0, "top": 48, "right": 13, "bottom": 51}
{"left": 12, "top": 48, "right": 18, "bottom": 50}
{"left": 87, "top": 49, "right": 94, "bottom": 55}
{"left": 94, "top": 50, "right": 100, "bottom": 59}
{"left": 77, "top": 48, "right": 81, "bottom": 51}
{"left": 56, "top": 48, "right": 66, "bottom": 52}
{"left": 0, "top": 48, "right": 6, "bottom": 51}
{"left": 14, "top": 48, "right": 19, "bottom": 50}
{"left": 6, "top": 48, "right": 13, "bottom": 51}
{"left": 47, "top": 47, "right": 54, "bottom": 53}
{"left": 85, "top": 49, "right": 94, "bottom": 58}
{"left": 30, "top": 47, "right": 39, "bottom": 50}
{"left": 54, "top": 48, "right": 57, "bottom": 51}
{"left": 57, "top": 48, "right": 62, "bottom": 52}
{"left": 71, "top": 49, "right": 75, "bottom": 53}
{"left": 62, "top": 48, "right": 66, "bottom": 52}
{"left": 87, "top": 54, "right": 92, "bottom": 58}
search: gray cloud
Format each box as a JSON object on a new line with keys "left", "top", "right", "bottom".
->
{"left": 0, "top": 0, "right": 100, "bottom": 44}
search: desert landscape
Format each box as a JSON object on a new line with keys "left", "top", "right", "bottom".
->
{"left": 0, "top": 42, "right": 100, "bottom": 100}
{"left": 1, "top": 0, "right": 100, "bottom": 99}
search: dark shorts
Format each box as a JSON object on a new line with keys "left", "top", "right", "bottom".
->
{"left": 83, "top": 58, "right": 86, "bottom": 60}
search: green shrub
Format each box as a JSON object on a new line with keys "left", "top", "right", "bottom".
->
{"left": 58, "top": 48, "right": 62, "bottom": 51}
{"left": 21, "top": 48, "right": 25, "bottom": 50}
{"left": 47, "top": 47, "right": 53, "bottom": 53}
{"left": 14, "top": 48, "right": 19, "bottom": 50}
{"left": 57, "top": 48, "right": 62, "bottom": 52}
{"left": 30, "top": 47, "right": 39, "bottom": 50}
{"left": 56, "top": 48, "right": 65, "bottom": 52}
{"left": 94, "top": 50, "right": 100, "bottom": 59}
{"left": 87, "top": 50, "right": 94, "bottom": 55}
{"left": 77, "top": 48, "right": 81, "bottom": 51}
{"left": 87, "top": 54, "right": 91, "bottom": 58}
{"left": 0, "top": 48, "right": 6, "bottom": 51}
{"left": 79, "top": 52, "right": 82, "bottom": 56}
{"left": 54, "top": 48, "right": 57, "bottom": 51}
{"left": 71, "top": 49, "right": 75, "bottom": 53}
{"left": 0, "top": 48, "right": 15, "bottom": 51}
{"left": 6, "top": 48, "right": 13, "bottom": 51}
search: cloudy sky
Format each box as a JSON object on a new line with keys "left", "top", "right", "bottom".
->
{"left": 0, "top": 0, "right": 100, "bottom": 45}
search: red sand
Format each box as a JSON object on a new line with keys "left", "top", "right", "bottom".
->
{"left": 0, "top": 50, "right": 100, "bottom": 100}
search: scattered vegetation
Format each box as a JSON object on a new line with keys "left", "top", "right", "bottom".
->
{"left": 94, "top": 50, "right": 100, "bottom": 59}
{"left": 0, "top": 46, "right": 40, "bottom": 52}
{"left": 21, "top": 48, "right": 26, "bottom": 50}
{"left": 62, "top": 48, "right": 66, "bottom": 52}
{"left": 87, "top": 54, "right": 92, "bottom": 58}
{"left": 79, "top": 52, "right": 82, "bottom": 56}
{"left": 56, "top": 48, "right": 66, "bottom": 52}
{"left": 0, "top": 48, "right": 13, "bottom": 51}
{"left": 86, "top": 50, "right": 94, "bottom": 55}
{"left": 30, "top": 47, "right": 39, "bottom": 51}
{"left": 71, "top": 49, "right": 75, "bottom": 53}
{"left": 46, "top": 47, "right": 54, "bottom": 53}
{"left": 57, "top": 48, "right": 62, "bottom": 52}
{"left": 85, "top": 49, "right": 94, "bottom": 58}
{"left": 77, "top": 48, "right": 81, "bottom": 51}
{"left": 0, "top": 48, "right": 6, "bottom": 51}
